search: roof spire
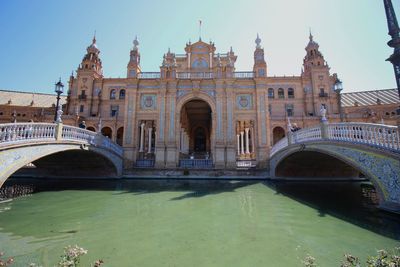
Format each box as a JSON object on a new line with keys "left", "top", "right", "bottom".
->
{"left": 93, "top": 30, "right": 96, "bottom": 44}
{"left": 309, "top": 28, "right": 313, "bottom": 42}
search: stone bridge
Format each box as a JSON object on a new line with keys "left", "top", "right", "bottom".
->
{"left": 270, "top": 122, "right": 400, "bottom": 212}
{"left": 0, "top": 122, "right": 124, "bottom": 186}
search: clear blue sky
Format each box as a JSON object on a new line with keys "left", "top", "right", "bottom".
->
{"left": 0, "top": 0, "right": 399, "bottom": 94}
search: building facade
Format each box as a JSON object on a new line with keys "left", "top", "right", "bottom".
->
{"left": 64, "top": 34, "right": 395, "bottom": 169}
{"left": 0, "top": 90, "right": 67, "bottom": 124}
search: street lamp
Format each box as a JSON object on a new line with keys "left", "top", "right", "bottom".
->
{"left": 334, "top": 78, "right": 344, "bottom": 122}
{"left": 54, "top": 78, "right": 64, "bottom": 122}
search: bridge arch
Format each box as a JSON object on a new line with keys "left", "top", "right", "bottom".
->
{"left": 270, "top": 142, "right": 400, "bottom": 210}
{"left": 0, "top": 143, "right": 122, "bottom": 187}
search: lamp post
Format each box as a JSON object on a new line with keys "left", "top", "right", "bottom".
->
{"left": 334, "top": 78, "right": 344, "bottom": 122}
{"left": 54, "top": 78, "right": 64, "bottom": 122}
{"left": 382, "top": 0, "right": 400, "bottom": 126}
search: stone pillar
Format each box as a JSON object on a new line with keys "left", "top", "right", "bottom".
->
{"left": 236, "top": 134, "right": 240, "bottom": 156}
{"left": 148, "top": 127, "right": 153, "bottom": 153}
{"left": 139, "top": 123, "right": 145, "bottom": 152}
{"left": 245, "top": 128, "right": 250, "bottom": 154}
{"left": 321, "top": 121, "right": 329, "bottom": 139}
{"left": 251, "top": 126, "right": 255, "bottom": 153}
{"left": 240, "top": 131, "right": 244, "bottom": 155}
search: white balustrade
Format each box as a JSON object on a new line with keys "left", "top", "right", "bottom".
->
{"left": 177, "top": 72, "right": 214, "bottom": 79}
{"left": 0, "top": 123, "right": 56, "bottom": 146}
{"left": 292, "top": 126, "right": 322, "bottom": 143}
{"left": 0, "top": 123, "right": 123, "bottom": 157}
{"left": 270, "top": 122, "right": 399, "bottom": 157}
{"left": 270, "top": 137, "right": 288, "bottom": 157}
{"left": 233, "top": 71, "right": 255, "bottom": 78}
{"left": 137, "top": 72, "right": 161, "bottom": 79}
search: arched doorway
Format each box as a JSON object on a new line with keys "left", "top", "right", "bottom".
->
{"left": 101, "top": 127, "right": 112, "bottom": 139}
{"left": 116, "top": 127, "right": 124, "bottom": 146}
{"left": 87, "top": 126, "right": 96, "bottom": 132}
{"left": 179, "top": 99, "right": 212, "bottom": 158}
{"left": 273, "top": 126, "right": 285, "bottom": 145}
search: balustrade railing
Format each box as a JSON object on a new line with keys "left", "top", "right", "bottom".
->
{"left": 137, "top": 72, "right": 161, "bottom": 79}
{"left": 270, "top": 122, "right": 399, "bottom": 157}
{"left": 0, "top": 123, "right": 56, "bottom": 145}
{"left": 292, "top": 126, "right": 322, "bottom": 143}
{"left": 270, "top": 137, "right": 288, "bottom": 157}
{"left": 233, "top": 71, "right": 255, "bottom": 78}
{"left": 0, "top": 123, "right": 123, "bottom": 156}
{"left": 327, "top": 123, "right": 399, "bottom": 150}
{"left": 177, "top": 72, "right": 214, "bottom": 79}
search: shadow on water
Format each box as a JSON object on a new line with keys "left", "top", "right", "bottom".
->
{"left": 2, "top": 177, "right": 258, "bottom": 200}
{"left": 263, "top": 180, "right": 400, "bottom": 240}
{"left": 2, "top": 177, "right": 399, "bottom": 241}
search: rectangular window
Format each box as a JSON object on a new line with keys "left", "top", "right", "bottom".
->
{"left": 111, "top": 105, "right": 119, "bottom": 117}
{"left": 79, "top": 105, "right": 84, "bottom": 112}
{"left": 286, "top": 104, "right": 294, "bottom": 117}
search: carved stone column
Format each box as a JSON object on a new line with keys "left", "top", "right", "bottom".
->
{"left": 139, "top": 123, "right": 145, "bottom": 152}
{"left": 245, "top": 127, "right": 250, "bottom": 154}
{"left": 236, "top": 134, "right": 240, "bottom": 156}
{"left": 148, "top": 127, "right": 153, "bottom": 153}
{"left": 240, "top": 131, "right": 244, "bottom": 155}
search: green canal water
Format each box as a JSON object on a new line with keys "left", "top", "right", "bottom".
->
{"left": 0, "top": 179, "right": 399, "bottom": 267}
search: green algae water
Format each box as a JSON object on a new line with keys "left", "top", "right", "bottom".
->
{"left": 0, "top": 179, "right": 399, "bottom": 267}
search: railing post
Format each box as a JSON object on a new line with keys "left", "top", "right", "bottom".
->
{"left": 320, "top": 121, "right": 329, "bottom": 139}
{"left": 287, "top": 132, "right": 293, "bottom": 145}
{"left": 55, "top": 122, "right": 63, "bottom": 141}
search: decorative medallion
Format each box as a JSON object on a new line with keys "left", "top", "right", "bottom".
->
{"left": 236, "top": 94, "right": 253, "bottom": 110}
{"left": 140, "top": 94, "right": 157, "bottom": 110}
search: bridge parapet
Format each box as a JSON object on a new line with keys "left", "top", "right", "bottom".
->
{"left": 271, "top": 122, "right": 399, "bottom": 157}
{"left": 0, "top": 123, "right": 123, "bottom": 157}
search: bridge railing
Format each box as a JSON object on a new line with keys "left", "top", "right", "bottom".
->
{"left": 327, "top": 123, "right": 399, "bottom": 150}
{"left": 292, "top": 125, "right": 322, "bottom": 143}
{"left": 270, "top": 122, "right": 399, "bottom": 157}
{"left": 0, "top": 123, "right": 56, "bottom": 145}
{"left": 0, "top": 123, "right": 123, "bottom": 156}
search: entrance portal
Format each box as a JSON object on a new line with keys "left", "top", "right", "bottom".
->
{"left": 179, "top": 100, "right": 212, "bottom": 159}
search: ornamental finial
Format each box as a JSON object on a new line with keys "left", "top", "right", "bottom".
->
{"left": 255, "top": 33, "right": 261, "bottom": 48}
{"left": 133, "top": 35, "right": 139, "bottom": 50}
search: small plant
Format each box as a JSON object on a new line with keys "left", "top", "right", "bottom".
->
{"left": 366, "top": 247, "right": 400, "bottom": 267}
{"left": 302, "top": 255, "right": 317, "bottom": 267}
{"left": 340, "top": 254, "right": 361, "bottom": 267}
{"left": 58, "top": 245, "right": 88, "bottom": 267}
{"left": 0, "top": 251, "right": 14, "bottom": 266}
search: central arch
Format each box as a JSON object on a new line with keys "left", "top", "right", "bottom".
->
{"left": 176, "top": 93, "right": 215, "bottom": 160}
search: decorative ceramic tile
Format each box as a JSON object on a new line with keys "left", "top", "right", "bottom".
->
{"left": 140, "top": 94, "right": 157, "bottom": 110}
{"left": 236, "top": 94, "right": 253, "bottom": 110}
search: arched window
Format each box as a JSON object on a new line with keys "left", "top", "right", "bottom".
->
{"left": 278, "top": 88, "right": 284, "bottom": 99}
{"left": 110, "top": 89, "right": 116, "bottom": 100}
{"left": 268, "top": 88, "right": 274, "bottom": 99}
{"left": 288, "top": 88, "right": 294, "bottom": 99}
{"left": 119, "top": 89, "right": 126, "bottom": 100}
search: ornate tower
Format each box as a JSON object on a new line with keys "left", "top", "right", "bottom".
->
{"left": 79, "top": 35, "right": 103, "bottom": 77}
{"left": 73, "top": 35, "right": 104, "bottom": 118}
{"left": 253, "top": 34, "right": 267, "bottom": 78}
{"left": 382, "top": 0, "right": 400, "bottom": 123}
{"left": 301, "top": 32, "right": 338, "bottom": 117}
{"left": 127, "top": 36, "right": 141, "bottom": 78}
